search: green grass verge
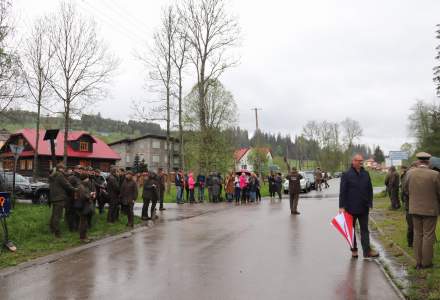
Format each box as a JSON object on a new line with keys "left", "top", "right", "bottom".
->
{"left": 0, "top": 203, "right": 141, "bottom": 269}
{"left": 371, "top": 194, "right": 440, "bottom": 300}
{"left": 369, "top": 170, "right": 387, "bottom": 188}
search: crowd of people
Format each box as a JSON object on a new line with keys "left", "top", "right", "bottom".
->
{"left": 174, "top": 169, "right": 263, "bottom": 204}
{"left": 48, "top": 164, "right": 167, "bottom": 242}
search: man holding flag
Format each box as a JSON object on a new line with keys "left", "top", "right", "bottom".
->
{"left": 339, "top": 154, "right": 379, "bottom": 259}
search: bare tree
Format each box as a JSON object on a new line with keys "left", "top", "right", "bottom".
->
{"left": 0, "top": 0, "right": 22, "bottom": 113}
{"left": 340, "top": 118, "right": 363, "bottom": 149}
{"left": 21, "top": 17, "right": 55, "bottom": 178}
{"left": 171, "top": 17, "right": 189, "bottom": 170}
{"left": 435, "top": 24, "right": 440, "bottom": 97}
{"left": 178, "top": 0, "right": 240, "bottom": 171}
{"left": 136, "top": 5, "right": 179, "bottom": 176}
{"left": 48, "top": 1, "right": 118, "bottom": 164}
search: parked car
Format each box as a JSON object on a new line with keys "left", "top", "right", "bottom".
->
{"left": 0, "top": 171, "right": 50, "bottom": 204}
{"left": 283, "top": 173, "right": 309, "bottom": 194}
{"left": 303, "top": 171, "right": 316, "bottom": 190}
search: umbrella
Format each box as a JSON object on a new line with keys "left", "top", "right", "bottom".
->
{"left": 331, "top": 212, "right": 354, "bottom": 248}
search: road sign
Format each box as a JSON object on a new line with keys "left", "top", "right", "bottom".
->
{"left": 0, "top": 192, "right": 11, "bottom": 218}
{"left": 389, "top": 151, "right": 409, "bottom": 161}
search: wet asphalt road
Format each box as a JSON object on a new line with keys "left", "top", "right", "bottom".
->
{"left": 0, "top": 180, "right": 399, "bottom": 300}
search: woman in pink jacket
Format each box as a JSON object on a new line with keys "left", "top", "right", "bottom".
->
{"left": 188, "top": 172, "right": 196, "bottom": 203}
{"left": 239, "top": 172, "right": 248, "bottom": 203}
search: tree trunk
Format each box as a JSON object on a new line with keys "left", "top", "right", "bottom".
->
{"left": 33, "top": 95, "right": 42, "bottom": 179}
{"left": 178, "top": 70, "right": 184, "bottom": 170}
{"left": 63, "top": 105, "right": 69, "bottom": 166}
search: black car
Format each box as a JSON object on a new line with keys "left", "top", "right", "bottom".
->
{"left": 0, "top": 171, "right": 50, "bottom": 204}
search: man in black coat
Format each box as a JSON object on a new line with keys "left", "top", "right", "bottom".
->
{"left": 339, "top": 154, "right": 379, "bottom": 259}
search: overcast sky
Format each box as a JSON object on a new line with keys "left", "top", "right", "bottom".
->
{"left": 13, "top": 0, "right": 440, "bottom": 153}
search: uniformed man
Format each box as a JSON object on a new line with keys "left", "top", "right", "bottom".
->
{"left": 404, "top": 152, "right": 440, "bottom": 269}
{"left": 385, "top": 166, "right": 401, "bottom": 209}
{"left": 315, "top": 168, "right": 323, "bottom": 191}
{"left": 107, "top": 167, "right": 121, "bottom": 223}
{"left": 120, "top": 171, "right": 138, "bottom": 227}
{"left": 66, "top": 165, "right": 82, "bottom": 231}
{"left": 284, "top": 157, "right": 303, "bottom": 215}
{"left": 142, "top": 170, "right": 160, "bottom": 220}
{"left": 94, "top": 169, "right": 107, "bottom": 214}
{"left": 49, "top": 163, "right": 76, "bottom": 237}
{"left": 157, "top": 167, "right": 166, "bottom": 211}
{"left": 77, "top": 171, "right": 93, "bottom": 242}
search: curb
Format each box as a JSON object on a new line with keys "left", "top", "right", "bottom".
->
{"left": 369, "top": 215, "right": 412, "bottom": 300}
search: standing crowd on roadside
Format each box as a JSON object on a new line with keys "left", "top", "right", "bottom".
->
{"left": 174, "top": 169, "right": 263, "bottom": 205}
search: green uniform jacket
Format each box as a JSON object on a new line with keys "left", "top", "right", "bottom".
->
{"left": 49, "top": 171, "right": 76, "bottom": 203}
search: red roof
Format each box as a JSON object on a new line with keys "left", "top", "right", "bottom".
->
{"left": 234, "top": 148, "right": 249, "bottom": 161}
{"left": 234, "top": 147, "right": 272, "bottom": 161}
{"left": 2, "top": 129, "right": 120, "bottom": 160}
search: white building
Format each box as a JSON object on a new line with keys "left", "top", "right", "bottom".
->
{"left": 234, "top": 147, "right": 273, "bottom": 172}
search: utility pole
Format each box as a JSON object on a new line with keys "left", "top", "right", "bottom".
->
{"left": 251, "top": 108, "right": 262, "bottom": 177}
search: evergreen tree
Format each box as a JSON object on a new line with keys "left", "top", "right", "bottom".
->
{"left": 133, "top": 154, "right": 140, "bottom": 173}
{"left": 374, "top": 146, "right": 385, "bottom": 163}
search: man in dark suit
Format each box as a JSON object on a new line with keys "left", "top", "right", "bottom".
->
{"left": 339, "top": 154, "right": 379, "bottom": 259}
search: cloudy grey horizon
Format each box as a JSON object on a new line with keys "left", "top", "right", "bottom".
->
{"left": 14, "top": 0, "right": 440, "bottom": 154}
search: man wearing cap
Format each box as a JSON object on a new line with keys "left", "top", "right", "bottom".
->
{"left": 284, "top": 157, "right": 303, "bottom": 215}
{"left": 49, "top": 163, "right": 76, "bottom": 237}
{"left": 142, "top": 170, "right": 160, "bottom": 220}
{"left": 404, "top": 152, "right": 440, "bottom": 269}
{"left": 66, "top": 165, "right": 82, "bottom": 231}
{"left": 120, "top": 171, "right": 138, "bottom": 227}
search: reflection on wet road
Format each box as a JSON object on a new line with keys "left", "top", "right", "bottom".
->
{"left": 0, "top": 181, "right": 399, "bottom": 299}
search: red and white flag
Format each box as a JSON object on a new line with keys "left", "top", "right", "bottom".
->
{"left": 331, "top": 212, "right": 354, "bottom": 248}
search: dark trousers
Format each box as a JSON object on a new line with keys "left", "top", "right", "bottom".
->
{"left": 406, "top": 211, "right": 414, "bottom": 247}
{"left": 241, "top": 188, "right": 247, "bottom": 203}
{"left": 189, "top": 189, "right": 195, "bottom": 203}
{"left": 142, "top": 197, "right": 157, "bottom": 219}
{"left": 159, "top": 189, "right": 165, "bottom": 209}
{"left": 256, "top": 189, "right": 261, "bottom": 202}
{"left": 289, "top": 193, "right": 299, "bottom": 212}
{"left": 234, "top": 187, "right": 241, "bottom": 202}
{"left": 78, "top": 214, "right": 89, "bottom": 240}
{"left": 126, "top": 202, "right": 134, "bottom": 226}
{"left": 107, "top": 198, "right": 120, "bottom": 223}
{"left": 276, "top": 188, "right": 282, "bottom": 200}
{"left": 351, "top": 213, "right": 371, "bottom": 255}
{"left": 50, "top": 202, "right": 64, "bottom": 235}
{"left": 390, "top": 189, "right": 400, "bottom": 209}
{"left": 185, "top": 187, "right": 190, "bottom": 202}
{"left": 97, "top": 196, "right": 106, "bottom": 214}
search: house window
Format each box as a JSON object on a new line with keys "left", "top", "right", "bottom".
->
{"left": 152, "top": 140, "right": 161, "bottom": 149}
{"left": 126, "top": 155, "right": 130, "bottom": 163}
{"left": 20, "top": 160, "right": 26, "bottom": 170}
{"left": 3, "top": 160, "right": 13, "bottom": 170}
{"left": 173, "top": 157, "right": 180, "bottom": 164}
{"left": 80, "top": 142, "right": 89, "bottom": 152}
{"left": 152, "top": 155, "right": 160, "bottom": 163}
{"left": 241, "top": 164, "right": 247, "bottom": 170}
{"left": 26, "top": 159, "right": 33, "bottom": 170}
{"left": 79, "top": 160, "right": 92, "bottom": 167}
{"left": 17, "top": 138, "right": 24, "bottom": 147}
